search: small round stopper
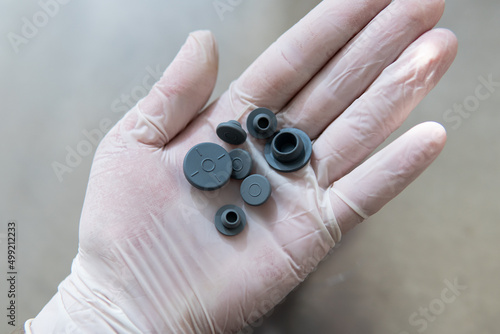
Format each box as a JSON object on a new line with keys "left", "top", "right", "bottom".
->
{"left": 215, "top": 205, "right": 247, "bottom": 236}
{"left": 229, "top": 149, "right": 253, "bottom": 180}
{"left": 216, "top": 120, "right": 247, "bottom": 145}
{"left": 240, "top": 174, "right": 272, "bottom": 206}
{"left": 246, "top": 108, "right": 278, "bottom": 139}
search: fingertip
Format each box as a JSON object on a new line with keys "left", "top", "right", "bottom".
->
{"left": 188, "top": 30, "right": 219, "bottom": 67}
{"left": 401, "top": 28, "right": 457, "bottom": 84}
{"left": 126, "top": 30, "right": 220, "bottom": 147}
{"left": 431, "top": 121, "right": 447, "bottom": 142}
{"left": 432, "top": 28, "right": 458, "bottom": 57}
{"left": 189, "top": 29, "right": 214, "bottom": 39}
{"left": 189, "top": 29, "right": 216, "bottom": 42}
{"left": 414, "top": 121, "right": 447, "bottom": 153}
{"left": 407, "top": 0, "right": 445, "bottom": 29}
{"left": 404, "top": 122, "right": 447, "bottom": 164}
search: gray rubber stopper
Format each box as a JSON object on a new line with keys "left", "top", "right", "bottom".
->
{"left": 215, "top": 205, "right": 247, "bottom": 236}
{"left": 264, "top": 128, "right": 312, "bottom": 172}
{"left": 216, "top": 120, "right": 247, "bottom": 145}
{"left": 183, "top": 143, "right": 232, "bottom": 191}
{"left": 246, "top": 108, "right": 278, "bottom": 139}
{"left": 229, "top": 149, "right": 253, "bottom": 180}
{"left": 240, "top": 174, "right": 272, "bottom": 206}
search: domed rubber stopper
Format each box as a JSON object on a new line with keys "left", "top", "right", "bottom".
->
{"left": 216, "top": 120, "right": 247, "bottom": 145}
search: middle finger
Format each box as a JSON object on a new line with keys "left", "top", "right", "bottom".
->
{"left": 278, "top": 0, "right": 446, "bottom": 138}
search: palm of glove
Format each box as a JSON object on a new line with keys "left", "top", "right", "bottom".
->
{"left": 56, "top": 0, "right": 457, "bottom": 333}
{"left": 77, "top": 93, "right": 338, "bottom": 333}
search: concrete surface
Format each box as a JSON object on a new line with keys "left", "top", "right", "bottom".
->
{"left": 0, "top": 0, "right": 499, "bottom": 333}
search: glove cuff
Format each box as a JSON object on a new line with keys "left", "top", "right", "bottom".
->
{"left": 30, "top": 255, "right": 141, "bottom": 333}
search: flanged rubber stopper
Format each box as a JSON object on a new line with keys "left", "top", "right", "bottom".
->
{"left": 240, "top": 174, "right": 272, "bottom": 206}
{"left": 264, "top": 128, "right": 312, "bottom": 173}
{"left": 183, "top": 143, "right": 232, "bottom": 191}
{"left": 215, "top": 205, "right": 247, "bottom": 236}
{"left": 246, "top": 108, "right": 278, "bottom": 139}
{"left": 216, "top": 120, "right": 247, "bottom": 145}
{"left": 229, "top": 149, "right": 253, "bottom": 180}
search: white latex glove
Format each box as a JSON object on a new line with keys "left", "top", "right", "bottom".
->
{"left": 31, "top": 0, "right": 457, "bottom": 333}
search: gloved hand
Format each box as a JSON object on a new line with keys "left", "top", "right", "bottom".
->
{"left": 31, "top": 0, "right": 457, "bottom": 333}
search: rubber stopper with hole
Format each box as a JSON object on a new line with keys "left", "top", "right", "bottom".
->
{"left": 246, "top": 108, "right": 278, "bottom": 139}
{"left": 240, "top": 174, "right": 272, "bottom": 206}
{"left": 215, "top": 205, "right": 247, "bottom": 236}
{"left": 264, "top": 128, "right": 312, "bottom": 172}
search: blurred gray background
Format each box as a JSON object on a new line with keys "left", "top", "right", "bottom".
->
{"left": 0, "top": 0, "right": 498, "bottom": 333}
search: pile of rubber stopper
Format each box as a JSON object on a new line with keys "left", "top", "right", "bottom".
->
{"left": 183, "top": 108, "right": 312, "bottom": 236}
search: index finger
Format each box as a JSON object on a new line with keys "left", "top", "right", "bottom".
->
{"left": 224, "top": 0, "right": 391, "bottom": 118}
